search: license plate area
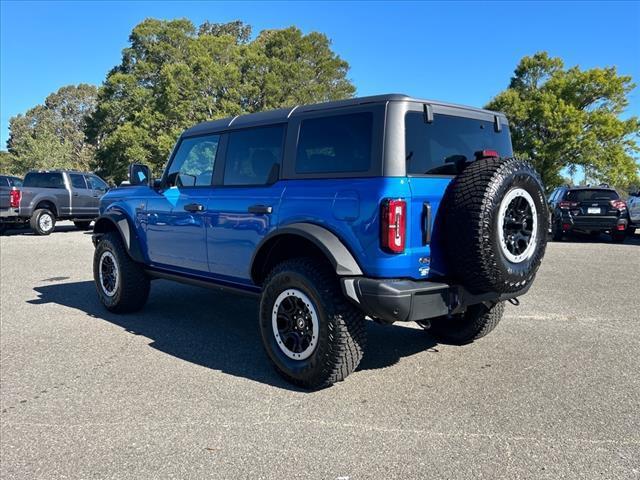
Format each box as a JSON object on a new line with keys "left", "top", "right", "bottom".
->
{"left": 587, "top": 207, "right": 601, "bottom": 214}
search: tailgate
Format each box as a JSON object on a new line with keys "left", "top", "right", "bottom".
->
{"left": 575, "top": 200, "right": 618, "bottom": 217}
{"left": 406, "top": 176, "right": 453, "bottom": 278}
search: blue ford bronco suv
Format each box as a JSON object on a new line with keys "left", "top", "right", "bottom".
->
{"left": 92, "top": 94, "right": 548, "bottom": 388}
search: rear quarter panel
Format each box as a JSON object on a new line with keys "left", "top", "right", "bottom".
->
{"left": 19, "top": 188, "right": 70, "bottom": 217}
{"left": 278, "top": 177, "right": 451, "bottom": 280}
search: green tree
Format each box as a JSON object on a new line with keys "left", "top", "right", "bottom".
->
{"left": 87, "top": 19, "right": 355, "bottom": 181}
{"left": 7, "top": 84, "right": 98, "bottom": 175}
{"left": 0, "top": 150, "right": 18, "bottom": 174}
{"left": 486, "top": 52, "right": 640, "bottom": 190}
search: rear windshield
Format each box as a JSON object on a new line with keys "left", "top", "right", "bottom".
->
{"left": 23, "top": 172, "right": 65, "bottom": 189}
{"left": 405, "top": 112, "right": 513, "bottom": 175}
{"left": 2, "top": 176, "right": 22, "bottom": 187}
{"left": 565, "top": 189, "right": 619, "bottom": 202}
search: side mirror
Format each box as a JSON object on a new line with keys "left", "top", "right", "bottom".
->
{"left": 128, "top": 163, "right": 152, "bottom": 187}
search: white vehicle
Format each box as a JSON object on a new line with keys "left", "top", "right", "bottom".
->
{"left": 627, "top": 191, "right": 640, "bottom": 234}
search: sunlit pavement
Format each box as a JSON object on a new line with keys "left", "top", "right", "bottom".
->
{"left": 1, "top": 223, "right": 639, "bottom": 479}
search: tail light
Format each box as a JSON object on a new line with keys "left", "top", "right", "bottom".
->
{"left": 610, "top": 199, "right": 626, "bottom": 210}
{"left": 474, "top": 150, "right": 499, "bottom": 159}
{"left": 559, "top": 201, "right": 578, "bottom": 209}
{"left": 9, "top": 189, "right": 21, "bottom": 208}
{"left": 381, "top": 198, "right": 406, "bottom": 254}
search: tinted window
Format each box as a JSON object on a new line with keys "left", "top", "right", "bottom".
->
{"left": 23, "top": 172, "right": 65, "bottom": 189}
{"left": 223, "top": 125, "right": 284, "bottom": 186}
{"left": 0, "top": 177, "right": 8, "bottom": 187}
{"left": 405, "top": 112, "right": 513, "bottom": 175}
{"left": 565, "top": 189, "right": 619, "bottom": 202}
{"left": 69, "top": 174, "right": 87, "bottom": 189}
{"left": 296, "top": 113, "right": 372, "bottom": 174}
{"left": 88, "top": 175, "right": 108, "bottom": 191}
{"left": 167, "top": 134, "right": 220, "bottom": 187}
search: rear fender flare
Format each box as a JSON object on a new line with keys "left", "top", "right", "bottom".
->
{"left": 251, "top": 222, "right": 363, "bottom": 283}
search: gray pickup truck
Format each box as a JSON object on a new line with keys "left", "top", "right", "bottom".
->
{"left": 14, "top": 170, "right": 109, "bottom": 235}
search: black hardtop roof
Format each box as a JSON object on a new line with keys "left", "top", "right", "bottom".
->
{"left": 183, "top": 93, "right": 507, "bottom": 137}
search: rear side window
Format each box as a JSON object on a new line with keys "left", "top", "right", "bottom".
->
{"left": 405, "top": 112, "right": 513, "bottom": 175}
{"left": 223, "top": 125, "right": 285, "bottom": 186}
{"left": 23, "top": 172, "right": 65, "bottom": 189}
{"left": 167, "top": 134, "right": 220, "bottom": 187}
{"left": 296, "top": 113, "right": 373, "bottom": 174}
{"left": 565, "top": 189, "right": 619, "bottom": 202}
{"left": 69, "top": 174, "right": 87, "bottom": 189}
{"left": 9, "top": 177, "right": 22, "bottom": 187}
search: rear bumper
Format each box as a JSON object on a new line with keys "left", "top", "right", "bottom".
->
{"left": 561, "top": 213, "right": 627, "bottom": 231}
{"left": 341, "top": 277, "right": 530, "bottom": 323}
{"left": 0, "top": 208, "right": 21, "bottom": 220}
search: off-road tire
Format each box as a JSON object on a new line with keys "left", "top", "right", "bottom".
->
{"left": 427, "top": 301, "right": 505, "bottom": 345}
{"left": 74, "top": 221, "right": 92, "bottom": 230}
{"left": 259, "top": 257, "right": 366, "bottom": 389}
{"left": 93, "top": 231, "right": 150, "bottom": 313}
{"left": 30, "top": 208, "right": 56, "bottom": 236}
{"left": 441, "top": 157, "right": 548, "bottom": 294}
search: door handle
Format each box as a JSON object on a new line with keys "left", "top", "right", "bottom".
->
{"left": 73, "top": 193, "right": 79, "bottom": 197}
{"left": 422, "top": 202, "right": 432, "bottom": 245}
{"left": 184, "top": 203, "right": 205, "bottom": 213}
{"left": 248, "top": 204, "right": 273, "bottom": 214}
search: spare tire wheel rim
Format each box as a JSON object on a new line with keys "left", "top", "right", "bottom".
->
{"left": 99, "top": 251, "right": 119, "bottom": 297}
{"left": 498, "top": 187, "right": 538, "bottom": 264}
{"left": 272, "top": 289, "right": 319, "bottom": 360}
{"left": 39, "top": 213, "right": 53, "bottom": 232}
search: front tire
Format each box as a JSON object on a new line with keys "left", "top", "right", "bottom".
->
{"left": 259, "top": 258, "right": 366, "bottom": 389}
{"left": 30, "top": 209, "right": 56, "bottom": 235}
{"left": 425, "top": 302, "right": 505, "bottom": 345}
{"left": 93, "top": 232, "right": 150, "bottom": 313}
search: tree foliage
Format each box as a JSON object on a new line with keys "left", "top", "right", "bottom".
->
{"left": 486, "top": 52, "right": 640, "bottom": 190}
{"left": 6, "top": 84, "right": 98, "bottom": 174}
{"left": 87, "top": 19, "right": 355, "bottom": 180}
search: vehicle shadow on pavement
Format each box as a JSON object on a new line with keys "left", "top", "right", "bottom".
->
{"left": 1, "top": 225, "right": 85, "bottom": 236}
{"left": 28, "top": 280, "right": 438, "bottom": 391}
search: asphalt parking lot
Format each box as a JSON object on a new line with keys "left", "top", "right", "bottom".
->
{"left": 1, "top": 223, "right": 639, "bottom": 479}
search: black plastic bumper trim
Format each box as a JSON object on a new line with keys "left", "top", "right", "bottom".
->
{"left": 341, "top": 277, "right": 530, "bottom": 323}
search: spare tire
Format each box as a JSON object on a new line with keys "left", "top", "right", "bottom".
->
{"left": 442, "top": 157, "right": 548, "bottom": 294}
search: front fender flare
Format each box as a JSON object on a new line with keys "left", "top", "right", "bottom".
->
{"left": 92, "top": 210, "right": 145, "bottom": 263}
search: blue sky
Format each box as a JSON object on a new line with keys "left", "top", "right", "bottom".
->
{"left": 1, "top": 0, "right": 639, "bottom": 150}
